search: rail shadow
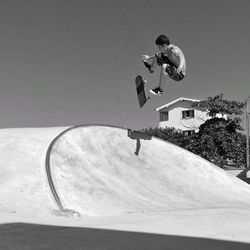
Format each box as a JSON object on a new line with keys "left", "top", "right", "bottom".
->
{"left": 0, "top": 223, "right": 249, "bottom": 250}
{"left": 127, "top": 129, "right": 152, "bottom": 155}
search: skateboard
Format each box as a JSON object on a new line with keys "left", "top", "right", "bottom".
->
{"left": 135, "top": 75, "right": 150, "bottom": 108}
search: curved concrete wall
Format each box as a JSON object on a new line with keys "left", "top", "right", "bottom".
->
{"left": 47, "top": 125, "right": 250, "bottom": 216}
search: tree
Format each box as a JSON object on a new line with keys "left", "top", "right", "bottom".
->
{"left": 187, "top": 94, "right": 246, "bottom": 167}
{"left": 185, "top": 117, "right": 246, "bottom": 167}
{"left": 192, "top": 93, "right": 245, "bottom": 118}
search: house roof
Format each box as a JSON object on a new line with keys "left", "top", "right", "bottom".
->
{"left": 155, "top": 97, "right": 202, "bottom": 112}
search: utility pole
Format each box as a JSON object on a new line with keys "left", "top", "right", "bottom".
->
{"left": 237, "top": 97, "right": 250, "bottom": 180}
{"left": 246, "top": 96, "right": 250, "bottom": 170}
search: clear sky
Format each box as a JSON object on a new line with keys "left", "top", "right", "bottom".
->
{"left": 0, "top": 0, "right": 249, "bottom": 129}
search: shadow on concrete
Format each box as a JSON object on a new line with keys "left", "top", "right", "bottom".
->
{"left": 127, "top": 129, "right": 152, "bottom": 155}
{"left": 0, "top": 223, "right": 249, "bottom": 250}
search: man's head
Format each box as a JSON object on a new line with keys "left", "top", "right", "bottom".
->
{"left": 155, "top": 34, "right": 170, "bottom": 52}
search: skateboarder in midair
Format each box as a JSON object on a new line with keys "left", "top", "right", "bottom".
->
{"left": 142, "top": 34, "right": 186, "bottom": 95}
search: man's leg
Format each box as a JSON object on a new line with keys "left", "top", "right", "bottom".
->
{"left": 159, "top": 64, "right": 168, "bottom": 91}
{"left": 150, "top": 63, "right": 177, "bottom": 95}
{"left": 149, "top": 65, "right": 166, "bottom": 95}
{"left": 150, "top": 64, "right": 184, "bottom": 95}
{"left": 143, "top": 55, "right": 158, "bottom": 73}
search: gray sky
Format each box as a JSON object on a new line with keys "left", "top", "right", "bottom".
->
{"left": 0, "top": 0, "right": 249, "bottom": 129}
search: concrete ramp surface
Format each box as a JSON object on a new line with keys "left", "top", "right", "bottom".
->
{"left": 0, "top": 127, "right": 66, "bottom": 217}
{"left": 47, "top": 125, "right": 250, "bottom": 216}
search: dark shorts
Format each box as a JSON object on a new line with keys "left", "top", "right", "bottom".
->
{"left": 155, "top": 53, "right": 185, "bottom": 81}
{"left": 165, "top": 64, "right": 185, "bottom": 81}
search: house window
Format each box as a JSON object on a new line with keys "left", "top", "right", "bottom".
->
{"left": 182, "top": 110, "right": 194, "bottom": 119}
{"left": 183, "top": 130, "right": 195, "bottom": 136}
{"left": 160, "top": 111, "right": 169, "bottom": 121}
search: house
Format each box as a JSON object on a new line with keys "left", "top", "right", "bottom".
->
{"left": 154, "top": 97, "right": 209, "bottom": 136}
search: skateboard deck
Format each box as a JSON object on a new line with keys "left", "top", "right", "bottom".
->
{"left": 135, "top": 75, "right": 150, "bottom": 108}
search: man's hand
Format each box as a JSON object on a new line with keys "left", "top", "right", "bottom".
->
{"left": 142, "top": 55, "right": 150, "bottom": 61}
{"left": 176, "top": 67, "right": 182, "bottom": 74}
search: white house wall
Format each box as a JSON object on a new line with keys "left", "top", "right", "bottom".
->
{"left": 159, "top": 100, "right": 209, "bottom": 131}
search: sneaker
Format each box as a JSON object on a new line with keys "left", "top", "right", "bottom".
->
{"left": 143, "top": 60, "right": 154, "bottom": 73}
{"left": 150, "top": 87, "right": 163, "bottom": 95}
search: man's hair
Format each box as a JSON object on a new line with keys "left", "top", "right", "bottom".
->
{"left": 155, "top": 35, "right": 170, "bottom": 46}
